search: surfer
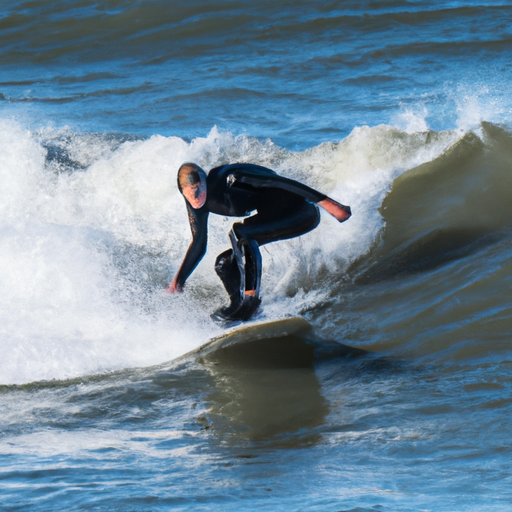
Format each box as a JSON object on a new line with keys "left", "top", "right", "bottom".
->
{"left": 168, "top": 163, "right": 351, "bottom": 322}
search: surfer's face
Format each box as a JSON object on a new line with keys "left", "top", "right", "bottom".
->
{"left": 178, "top": 165, "right": 207, "bottom": 209}
{"left": 182, "top": 180, "right": 207, "bottom": 209}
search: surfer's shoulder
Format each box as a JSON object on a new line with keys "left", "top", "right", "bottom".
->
{"left": 210, "top": 163, "right": 277, "bottom": 178}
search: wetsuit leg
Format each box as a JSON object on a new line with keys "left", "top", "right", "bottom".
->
{"left": 231, "top": 230, "right": 262, "bottom": 297}
{"left": 237, "top": 200, "right": 320, "bottom": 247}
{"left": 214, "top": 249, "right": 242, "bottom": 315}
{"left": 222, "top": 231, "right": 262, "bottom": 321}
{"left": 212, "top": 233, "right": 260, "bottom": 322}
{"left": 225, "top": 201, "right": 320, "bottom": 321}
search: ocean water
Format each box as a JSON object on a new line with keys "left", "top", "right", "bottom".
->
{"left": 1, "top": 1, "right": 512, "bottom": 510}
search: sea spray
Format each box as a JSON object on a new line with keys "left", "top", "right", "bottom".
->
{"left": 0, "top": 120, "right": 468, "bottom": 384}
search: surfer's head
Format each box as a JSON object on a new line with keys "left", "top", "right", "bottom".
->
{"left": 177, "top": 163, "right": 207, "bottom": 209}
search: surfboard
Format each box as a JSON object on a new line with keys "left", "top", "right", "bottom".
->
{"left": 193, "top": 316, "right": 312, "bottom": 358}
{"left": 178, "top": 316, "right": 366, "bottom": 369}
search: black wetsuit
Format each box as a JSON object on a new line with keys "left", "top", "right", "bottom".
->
{"left": 176, "top": 163, "right": 327, "bottom": 320}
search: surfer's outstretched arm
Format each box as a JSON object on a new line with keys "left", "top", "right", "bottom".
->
{"left": 227, "top": 168, "right": 351, "bottom": 222}
{"left": 168, "top": 206, "right": 209, "bottom": 293}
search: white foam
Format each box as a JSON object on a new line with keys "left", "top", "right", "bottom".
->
{"left": 0, "top": 119, "right": 458, "bottom": 384}
{"left": 392, "top": 107, "right": 429, "bottom": 134}
{"left": 450, "top": 81, "right": 509, "bottom": 134}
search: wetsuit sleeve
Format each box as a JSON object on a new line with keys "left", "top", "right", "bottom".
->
{"left": 174, "top": 204, "right": 209, "bottom": 289}
{"left": 228, "top": 169, "right": 328, "bottom": 202}
{"left": 228, "top": 167, "right": 351, "bottom": 223}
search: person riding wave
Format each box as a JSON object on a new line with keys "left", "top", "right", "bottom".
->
{"left": 168, "top": 162, "right": 351, "bottom": 322}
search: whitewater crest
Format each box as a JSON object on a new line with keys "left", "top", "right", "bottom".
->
{"left": 0, "top": 119, "right": 502, "bottom": 384}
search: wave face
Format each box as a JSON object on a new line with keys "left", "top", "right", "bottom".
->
{"left": 312, "top": 122, "right": 512, "bottom": 361}
{"left": 1, "top": 120, "right": 511, "bottom": 384}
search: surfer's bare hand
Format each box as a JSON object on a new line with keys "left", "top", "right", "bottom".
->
{"left": 318, "top": 198, "right": 352, "bottom": 222}
{"left": 167, "top": 277, "right": 183, "bottom": 294}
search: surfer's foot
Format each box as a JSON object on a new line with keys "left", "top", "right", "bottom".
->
{"left": 211, "top": 303, "right": 241, "bottom": 323}
{"left": 211, "top": 295, "right": 262, "bottom": 324}
{"left": 236, "top": 295, "right": 261, "bottom": 321}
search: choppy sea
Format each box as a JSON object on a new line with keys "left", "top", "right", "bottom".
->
{"left": 1, "top": 1, "right": 512, "bottom": 510}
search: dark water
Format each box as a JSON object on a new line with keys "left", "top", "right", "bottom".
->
{"left": 2, "top": 0, "right": 512, "bottom": 147}
{"left": 1, "top": 1, "right": 512, "bottom": 510}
